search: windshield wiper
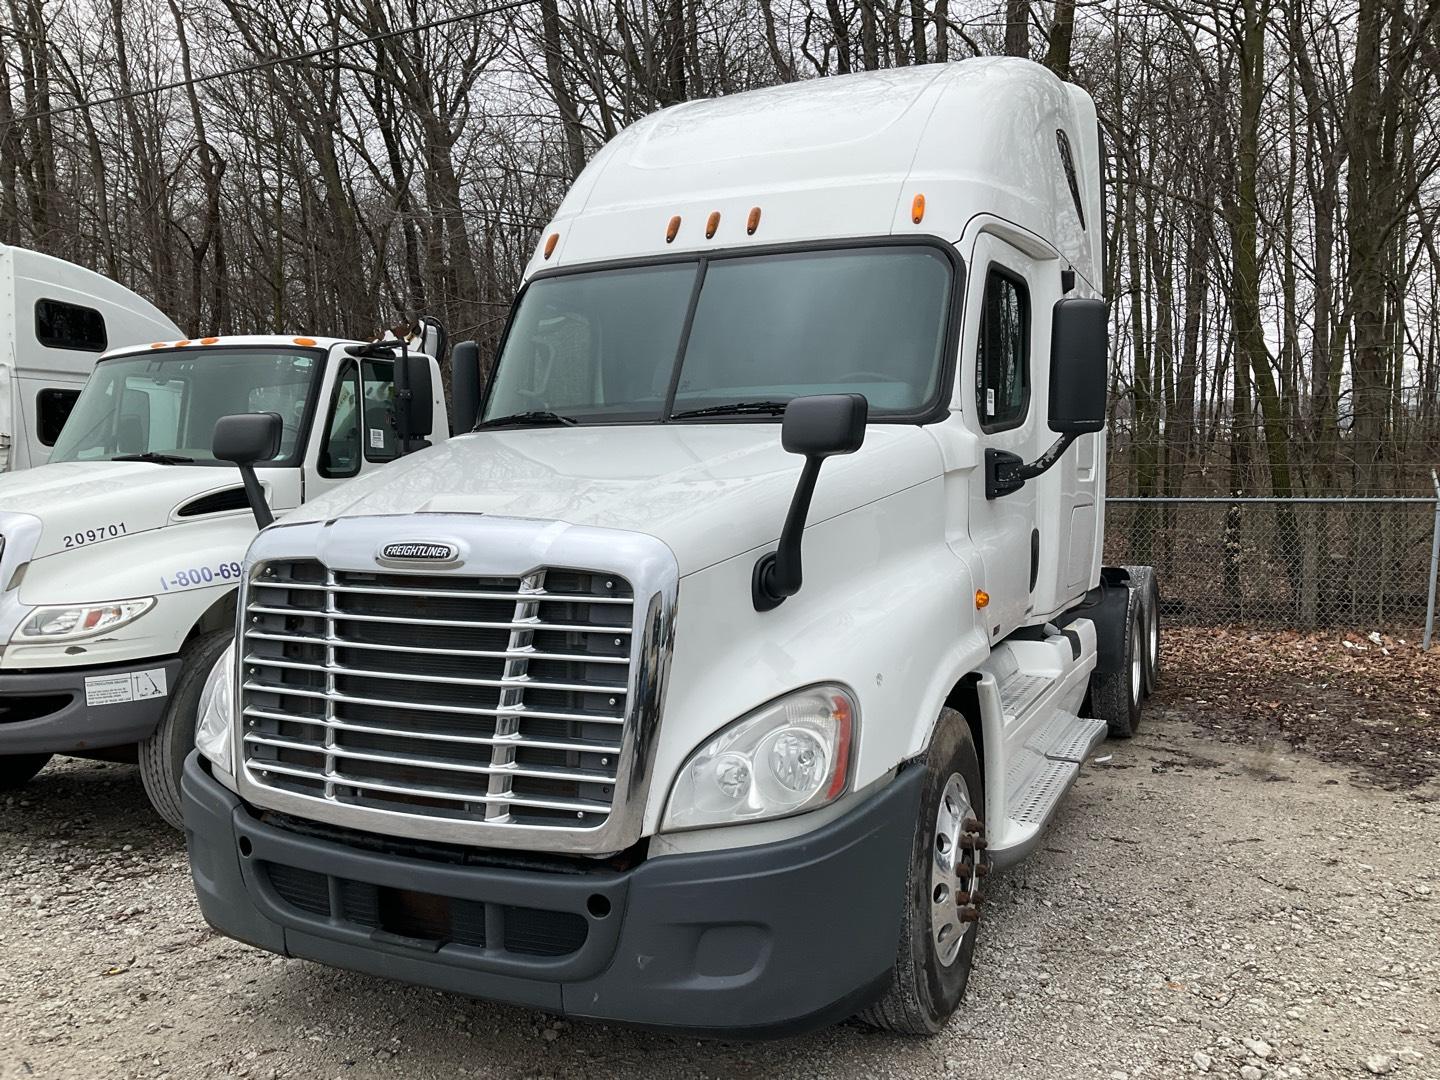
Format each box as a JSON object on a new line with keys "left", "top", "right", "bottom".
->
{"left": 669, "top": 400, "right": 790, "bottom": 420}
{"left": 475, "top": 410, "right": 578, "bottom": 430}
{"left": 112, "top": 451, "right": 195, "bottom": 465}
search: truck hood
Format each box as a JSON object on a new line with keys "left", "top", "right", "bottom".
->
{"left": 0, "top": 461, "right": 256, "bottom": 559}
{"left": 279, "top": 424, "right": 944, "bottom": 575}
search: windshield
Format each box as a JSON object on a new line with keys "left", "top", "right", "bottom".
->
{"left": 49, "top": 348, "right": 321, "bottom": 465}
{"left": 483, "top": 245, "right": 953, "bottom": 424}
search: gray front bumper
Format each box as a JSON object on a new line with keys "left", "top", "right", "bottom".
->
{"left": 184, "top": 752, "right": 925, "bottom": 1036}
{"left": 0, "top": 655, "right": 183, "bottom": 754}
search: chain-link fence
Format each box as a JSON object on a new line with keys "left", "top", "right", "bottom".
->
{"left": 1103, "top": 495, "right": 1440, "bottom": 643}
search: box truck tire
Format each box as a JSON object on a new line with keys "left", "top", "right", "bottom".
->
{"left": 860, "top": 708, "right": 983, "bottom": 1035}
{"left": 1091, "top": 591, "right": 1144, "bottom": 738}
{"left": 140, "top": 631, "right": 231, "bottom": 829}
{"left": 0, "top": 753, "right": 51, "bottom": 790}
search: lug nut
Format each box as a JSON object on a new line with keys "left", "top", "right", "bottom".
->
{"left": 963, "top": 816, "right": 983, "bottom": 832}
{"left": 959, "top": 906, "right": 980, "bottom": 923}
{"left": 974, "top": 863, "right": 991, "bottom": 878}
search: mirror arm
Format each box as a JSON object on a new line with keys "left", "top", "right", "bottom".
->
{"left": 985, "top": 431, "right": 1080, "bottom": 500}
{"left": 236, "top": 462, "right": 274, "bottom": 529}
{"left": 752, "top": 455, "right": 824, "bottom": 611}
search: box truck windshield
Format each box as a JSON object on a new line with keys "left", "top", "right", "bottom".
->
{"left": 484, "top": 244, "right": 953, "bottom": 424}
{"left": 48, "top": 348, "right": 322, "bottom": 465}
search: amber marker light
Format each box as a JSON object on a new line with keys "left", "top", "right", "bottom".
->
{"left": 705, "top": 211, "right": 721, "bottom": 239}
{"left": 200, "top": 337, "right": 219, "bottom": 345}
{"left": 825, "top": 693, "right": 854, "bottom": 800}
{"left": 293, "top": 337, "right": 317, "bottom": 347}
{"left": 975, "top": 589, "right": 990, "bottom": 609}
{"left": 746, "top": 206, "right": 762, "bottom": 235}
{"left": 666, "top": 215, "right": 682, "bottom": 243}
{"left": 175, "top": 339, "right": 191, "bottom": 347}
{"left": 149, "top": 342, "right": 167, "bottom": 349}
{"left": 543, "top": 232, "right": 559, "bottom": 259}
{"left": 911, "top": 193, "right": 926, "bottom": 224}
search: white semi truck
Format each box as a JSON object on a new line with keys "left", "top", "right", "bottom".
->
{"left": 0, "top": 331, "right": 449, "bottom": 826}
{"left": 1, "top": 243, "right": 183, "bottom": 473}
{"left": 184, "top": 58, "right": 1160, "bottom": 1036}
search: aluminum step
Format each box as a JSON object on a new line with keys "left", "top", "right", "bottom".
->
{"left": 997, "top": 670, "right": 1050, "bottom": 720}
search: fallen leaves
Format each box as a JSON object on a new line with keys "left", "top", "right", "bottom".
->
{"left": 1159, "top": 626, "right": 1440, "bottom": 788}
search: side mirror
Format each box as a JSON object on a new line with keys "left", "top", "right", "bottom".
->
{"left": 986, "top": 297, "right": 1109, "bottom": 499}
{"left": 213, "top": 412, "right": 282, "bottom": 529}
{"left": 1048, "top": 297, "right": 1108, "bottom": 435}
{"left": 399, "top": 353, "right": 434, "bottom": 442}
{"left": 450, "top": 340, "right": 482, "bottom": 434}
{"left": 753, "top": 394, "right": 868, "bottom": 611}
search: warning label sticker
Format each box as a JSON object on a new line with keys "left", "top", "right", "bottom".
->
{"left": 84, "top": 668, "right": 169, "bottom": 708}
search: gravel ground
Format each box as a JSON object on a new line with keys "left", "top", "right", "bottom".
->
{"left": 2, "top": 699, "right": 1437, "bottom": 1080}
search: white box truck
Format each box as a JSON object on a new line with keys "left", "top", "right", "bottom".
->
{"left": 184, "top": 58, "right": 1161, "bottom": 1036}
{"left": 1, "top": 243, "right": 183, "bottom": 473}
{"left": 0, "top": 330, "right": 449, "bottom": 826}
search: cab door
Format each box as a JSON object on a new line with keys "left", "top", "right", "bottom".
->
{"left": 303, "top": 353, "right": 404, "bottom": 501}
{"left": 963, "top": 232, "right": 1048, "bottom": 639}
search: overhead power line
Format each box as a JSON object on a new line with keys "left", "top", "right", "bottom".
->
{"left": 5, "top": 0, "right": 542, "bottom": 126}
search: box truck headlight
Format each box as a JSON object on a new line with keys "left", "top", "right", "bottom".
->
{"left": 18, "top": 598, "right": 155, "bottom": 641}
{"left": 195, "top": 641, "right": 236, "bottom": 774}
{"left": 663, "top": 684, "right": 855, "bottom": 830}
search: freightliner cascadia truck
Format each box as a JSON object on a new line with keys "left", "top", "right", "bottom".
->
{"left": 183, "top": 58, "right": 1161, "bottom": 1036}
{"left": 0, "top": 329, "right": 449, "bottom": 825}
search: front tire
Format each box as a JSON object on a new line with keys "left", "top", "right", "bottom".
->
{"left": 860, "top": 707, "right": 985, "bottom": 1035}
{"left": 139, "top": 631, "right": 231, "bottom": 829}
{"left": 0, "top": 753, "right": 52, "bottom": 790}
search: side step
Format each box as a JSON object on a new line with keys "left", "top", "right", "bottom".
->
{"left": 990, "top": 668, "right": 1108, "bottom": 866}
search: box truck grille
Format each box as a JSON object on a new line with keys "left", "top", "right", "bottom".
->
{"left": 239, "top": 560, "right": 634, "bottom": 830}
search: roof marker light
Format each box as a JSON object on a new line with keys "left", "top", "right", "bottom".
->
{"left": 293, "top": 337, "right": 317, "bottom": 347}
{"left": 747, "top": 207, "right": 762, "bottom": 235}
{"left": 200, "top": 337, "right": 219, "bottom": 345}
{"left": 666, "top": 215, "right": 682, "bottom": 244}
{"left": 705, "top": 211, "right": 720, "bottom": 239}
{"left": 911, "top": 193, "right": 926, "bottom": 224}
{"left": 149, "top": 342, "right": 167, "bottom": 349}
{"left": 543, "top": 232, "right": 559, "bottom": 259}
{"left": 176, "top": 339, "right": 191, "bottom": 347}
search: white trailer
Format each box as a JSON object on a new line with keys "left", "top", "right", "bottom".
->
{"left": 0, "top": 244, "right": 182, "bottom": 472}
{"left": 184, "top": 59, "right": 1160, "bottom": 1037}
{"left": 0, "top": 330, "right": 450, "bottom": 826}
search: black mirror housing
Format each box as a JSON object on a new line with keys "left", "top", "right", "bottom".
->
{"left": 754, "top": 394, "right": 869, "bottom": 611}
{"left": 401, "top": 354, "right": 434, "bottom": 439}
{"left": 781, "top": 393, "right": 868, "bottom": 456}
{"left": 1048, "top": 297, "right": 1108, "bottom": 435}
{"left": 213, "top": 412, "right": 282, "bottom": 464}
{"left": 450, "top": 340, "right": 483, "bottom": 433}
{"left": 212, "top": 412, "right": 282, "bottom": 529}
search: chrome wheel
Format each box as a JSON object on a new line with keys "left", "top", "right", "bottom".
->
{"left": 930, "top": 772, "right": 983, "bottom": 966}
{"left": 1130, "top": 615, "right": 1144, "bottom": 705}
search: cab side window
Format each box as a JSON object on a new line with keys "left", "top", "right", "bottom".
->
{"left": 976, "top": 268, "right": 1030, "bottom": 431}
{"left": 361, "top": 359, "right": 399, "bottom": 462}
{"left": 320, "top": 361, "right": 361, "bottom": 478}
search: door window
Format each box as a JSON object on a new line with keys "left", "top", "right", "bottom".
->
{"left": 36, "top": 388, "right": 81, "bottom": 446}
{"left": 361, "top": 359, "right": 400, "bottom": 462}
{"left": 319, "top": 361, "right": 362, "bottom": 478}
{"left": 976, "top": 268, "right": 1030, "bottom": 431}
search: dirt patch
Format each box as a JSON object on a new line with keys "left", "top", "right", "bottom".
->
{"left": 1161, "top": 626, "right": 1440, "bottom": 789}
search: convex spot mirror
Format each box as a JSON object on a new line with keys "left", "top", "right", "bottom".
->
{"left": 1048, "top": 297, "right": 1108, "bottom": 435}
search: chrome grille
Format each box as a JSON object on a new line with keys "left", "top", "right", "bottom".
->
{"left": 240, "top": 559, "right": 634, "bottom": 830}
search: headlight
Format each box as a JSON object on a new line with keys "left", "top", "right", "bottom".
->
{"left": 663, "top": 684, "right": 856, "bottom": 831}
{"left": 18, "top": 598, "right": 155, "bottom": 641}
{"left": 195, "top": 641, "right": 236, "bottom": 774}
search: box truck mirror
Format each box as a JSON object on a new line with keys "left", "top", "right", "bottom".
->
{"left": 450, "top": 340, "right": 483, "bottom": 433}
{"left": 213, "top": 412, "right": 282, "bottom": 529}
{"left": 752, "top": 394, "right": 868, "bottom": 612}
{"left": 986, "top": 297, "right": 1109, "bottom": 500}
